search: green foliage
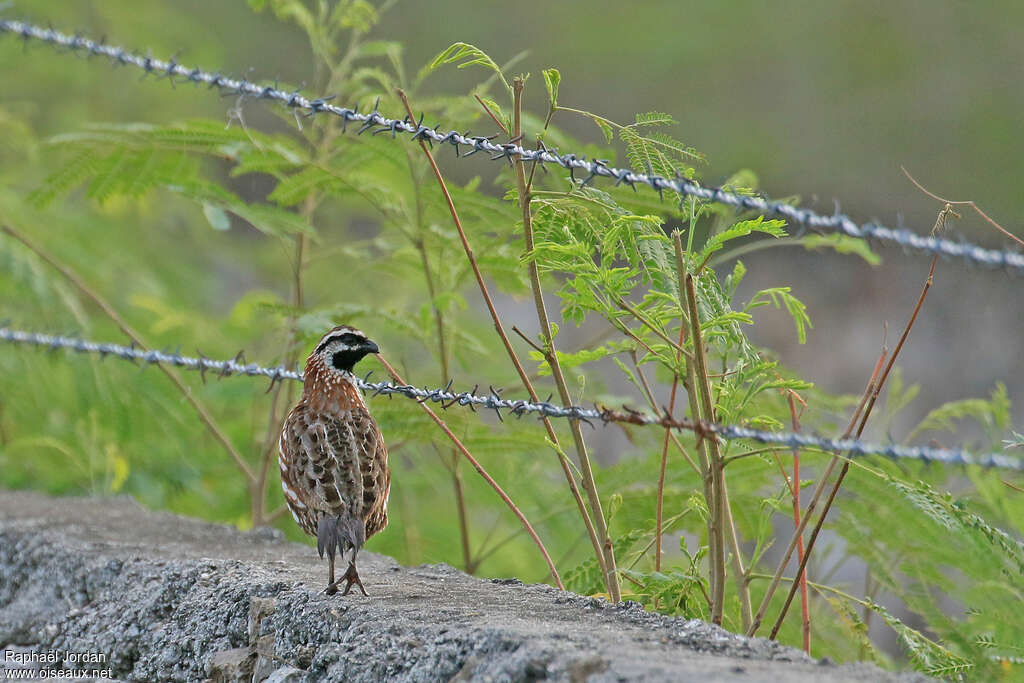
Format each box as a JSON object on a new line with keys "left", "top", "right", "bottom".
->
{"left": 1, "top": 3, "right": 1020, "bottom": 679}
{"left": 867, "top": 599, "right": 973, "bottom": 678}
{"left": 833, "top": 467, "right": 1024, "bottom": 678}
{"left": 906, "top": 383, "right": 1011, "bottom": 444}
{"left": 744, "top": 286, "right": 812, "bottom": 344}
{"left": 699, "top": 217, "right": 786, "bottom": 263}
{"left": 423, "top": 42, "right": 511, "bottom": 94}
{"left": 802, "top": 233, "right": 882, "bottom": 266}
{"left": 542, "top": 68, "right": 560, "bottom": 111}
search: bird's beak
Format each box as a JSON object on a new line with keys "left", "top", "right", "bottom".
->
{"left": 362, "top": 339, "right": 380, "bottom": 355}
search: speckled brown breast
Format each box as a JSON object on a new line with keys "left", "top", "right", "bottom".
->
{"left": 278, "top": 373, "right": 390, "bottom": 542}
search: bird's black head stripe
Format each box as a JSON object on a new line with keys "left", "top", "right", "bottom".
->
{"left": 315, "top": 335, "right": 341, "bottom": 354}
{"left": 315, "top": 331, "right": 363, "bottom": 355}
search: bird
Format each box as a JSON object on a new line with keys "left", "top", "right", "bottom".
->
{"left": 278, "top": 325, "right": 390, "bottom": 596}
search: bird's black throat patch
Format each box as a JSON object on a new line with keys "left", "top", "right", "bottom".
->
{"left": 331, "top": 349, "right": 367, "bottom": 373}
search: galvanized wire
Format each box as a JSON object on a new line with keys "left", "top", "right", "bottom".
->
{"left": 3, "top": 326, "right": 1021, "bottom": 472}
{"left": 2, "top": 18, "right": 1022, "bottom": 273}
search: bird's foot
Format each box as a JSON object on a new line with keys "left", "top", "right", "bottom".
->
{"left": 325, "top": 562, "right": 368, "bottom": 596}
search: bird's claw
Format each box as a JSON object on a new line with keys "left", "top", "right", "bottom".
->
{"left": 325, "top": 562, "right": 368, "bottom": 597}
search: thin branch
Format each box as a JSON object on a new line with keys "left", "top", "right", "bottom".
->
{"left": 1, "top": 224, "right": 255, "bottom": 484}
{"left": 376, "top": 354, "right": 563, "bottom": 588}
{"left": 511, "top": 325, "right": 545, "bottom": 354}
{"left": 629, "top": 350, "right": 701, "bottom": 479}
{"left": 403, "top": 142, "right": 472, "bottom": 574}
{"left": 612, "top": 295, "right": 693, "bottom": 362}
{"left": 787, "top": 392, "right": 811, "bottom": 654}
{"left": 266, "top": 505, "right": 290, "bottom": 524}
{"left": 626, "top": 509, "right": 690, "bottom": 572}
{"left": 723, "top": 446, "right": 801, "bottom": 467}
{"left": 474, "top": 93, "right": 510, "bottom": 136}
{"left": 513, "top": 77, "right": 620, "bottom": 602}
{"left": 768, "top": 252, "right": 939, "bottom": 640}
{"left": 683, "top": 270, "right": 728, "bottom": 625}
{"left": 747, "top": 345, "right": 886, "bottom": 637}
{"left": 397, "top": 88, "right": 603, "bottom": 584}
{"left": 901, "top": 166, "right": 1024, "bottom": 247}
{"left": 656, "top": 327, "right": 687, "bottom": 572}
{"left": 254, "top": 380, "right": 287, "bottom": 524}
{"left": 767, "top": 254, "right": 939, "bottom": 637}
{"left": 681, "top": 267, "right": 753, "bottom": 629}
{"left": 673, "top": 233, "right": 717, "bottom": 614}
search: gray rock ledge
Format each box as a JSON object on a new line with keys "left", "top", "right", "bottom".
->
{"left": 0, "top": 491, "right": 928, "bottom": 682}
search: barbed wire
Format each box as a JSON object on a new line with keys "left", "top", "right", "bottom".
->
{"left": 2, "top": 18, "right": 1022, "bottom": 273}
{"left": 3, "top": 326, "right": 1021, "bottom": 472}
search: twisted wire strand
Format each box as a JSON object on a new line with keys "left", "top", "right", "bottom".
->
{"left": 2, "top": 18, "right": 1022, "bottom": 273}
{"left": 3, "top": 326, "right": 1021, "bottom": 472}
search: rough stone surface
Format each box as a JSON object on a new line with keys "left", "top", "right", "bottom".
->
{"left": 0, "top": 491, "right": 929, "bottom": 682}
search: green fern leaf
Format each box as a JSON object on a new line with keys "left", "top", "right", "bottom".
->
{"left": 420, "top": 42, "right": 510, "bottom": 92}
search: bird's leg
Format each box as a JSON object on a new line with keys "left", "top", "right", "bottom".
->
{"left": 326, "top": 551, "right": 368, "bottom": 596}
{"left": 325, "top": 553, "right": 338, "bottom": 595}
{"left": 340, "top": 560, "right": 368, "bottom": 597}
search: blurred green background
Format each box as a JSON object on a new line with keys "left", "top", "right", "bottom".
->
{"left": 2, "top": 0, "right": 1022, "bottom": 670}
{"left": 5, "top": 0, "right": 1019, "bottom": 425}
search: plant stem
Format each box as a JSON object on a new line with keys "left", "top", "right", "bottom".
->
{"left": 683, "top": 271, "right": 727, "bottom": 625}
{"left": 787, "top": 392, "right": 811, "bottom": 653}
{"left": 768, "top": 253, "right": 939, "bottom": 640}
{"left": 253, "top": 380, "right": 286, "bottom": 524}
{"left": 671, "top": 228, "right": 753, "bottom": 630}
{"left": 513, "top": 77, "right": 620, "bottom": 602}
{"left": 747, "top": 345, "right": 888, "bottom": 637}
{"left": 748, "top": 572, "right": 869, "bottom": 608}
{"left": 474, "top": 93, "right": 510, "bottom": 135}
{"left": 376, "top": 355, "right": 563, "bottom": 588}
{"left": 629, "top": 350, "right": 701, "bottom": 479}
{"left": 673, "top": 233, "right": 717, "bottom": 609}
{"left": 627, "top": 509, "right": 690, "bottom": 571}
{"left": 405, "top": 145, "right": 472, "bottom": 574}
{"left": 2, "top": 224, "right": 255, "bottom": 485}
{"left": 451, "top": 453, "right": 473, "bottom": 572}
{"left": 901, "top": 166, "right": 1024, "bottom": 247}
{"left": 720, "top": 475, "right": 753, "bottom": 630}
{"left": 612, "top": 294, "right": 693, "bottom": 362}
{"left": 671, "top": 229, "right": 751, "bottom": 628}
{"left": 396, "top": 88, "right": 604, "bottom": 583}
{"left": 254, "top": 97, "right": 343, "bottom": 524}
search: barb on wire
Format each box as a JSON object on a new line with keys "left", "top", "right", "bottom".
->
{"left": 2, "top": 18, "right": 1022, "bottom": 273}
{"left": 3, "top": 326, "right": 1022, "bottom": 472}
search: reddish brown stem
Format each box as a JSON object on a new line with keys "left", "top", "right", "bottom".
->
{"left": 748, "top": 347, "right": 887, "bottom": 637}
{"left": 474, "top": 94, "right": 510, "bottom": 136}
{"left": 376, "top": 355, "right": 563, "bottom": 588}
{"left": 1, "top": 225, "right": 255, "bottom": 485}
{"left": 768, "top": 254, "right": 938, "bottom": 640}
{"left": 901, "top": 166, "right": 1024, "bottom": 247}
{"left": 657, "top": 327, "right": 687, "bottom": 571}
{"left": 787, "top": 393, "right": 811, "bottom": 653}
{"left": 514, "top": 80, "right": 619, "bottom": 600}
{"left": 396, "top": 89, "right": 602, "bottom": 584}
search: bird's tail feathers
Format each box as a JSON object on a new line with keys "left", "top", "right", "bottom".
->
{"left": 316, "top": 514, "right": 366, "bottom": 562}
